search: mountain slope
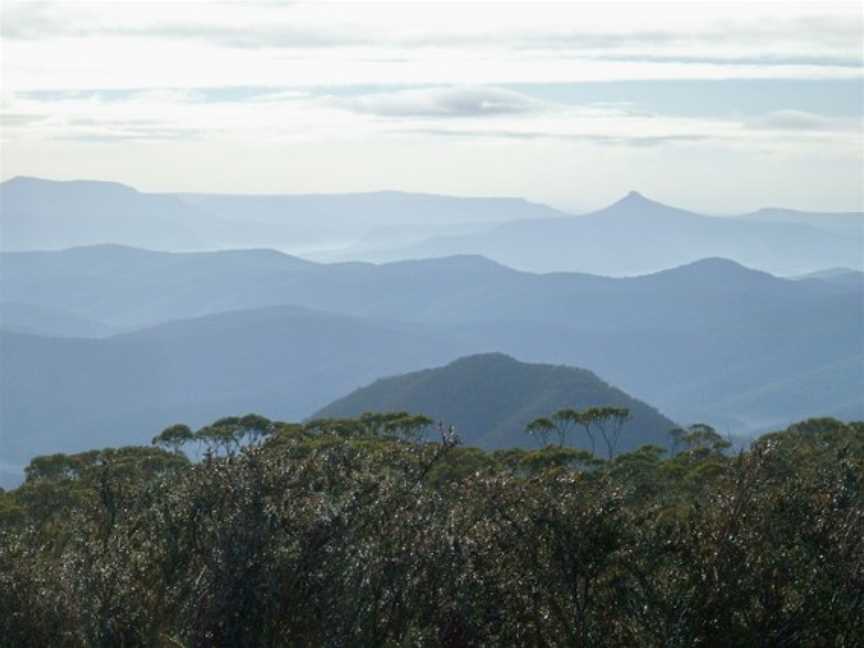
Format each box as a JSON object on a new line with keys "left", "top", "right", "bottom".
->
{"left": 1, "top": 245, "right": 852, "bottom": 330}
{"left": 701, "top": 353, "right": 864, "bottom": 434}
{"left": 1, "top": 248, "right": 860, "bottom": 452}
{"left": 177, "top": 190, "right": 567, "bottom": 227}
{"left": 0, "top": 302, "right": 118, "bottom": 338}
{"left": 743, "top": 207, "right": 863, "bottom": 235}
{"left": 0, "top": 306, "right": 473, "bottom": 467}
{"left": 314, "top": 353, "right": 676, "bottom": 452}
{"left": 794, "top": 267, "right": 864, "bottom": 291}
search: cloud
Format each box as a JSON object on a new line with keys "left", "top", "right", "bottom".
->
{"left": 0, "top": 1, "right": 70, "bottom": 40}
{"left": 398, "top": 128, "right": 716, "bottom": 147}
{"left": 54, "top": 125, "right": 208, "bottom": 142}
{"left": 335, "top": 86, "right": 548, "bottom": 118}
{"left": 62, "top": 116, "right": 203, "bottom": 136}
{"left": 4, "top": 2, "right": 860, "bottom": 67}
{"left": 581, "top": 54, "right": 863, "bottom": 69}
{"left": 745, "top": 110, "right": 855, "bottom": 131}
{"left": 4, "top": 3, "right": 861, "bottom": 93}
{"left": 0, "top": 2, "right": 358, "bottom": 48}
{"left": 0, "top": 113, "right": 48, "bottom": 126}
{"left": 516, "top": 17, "right": 863, "bottom": 53}
{"left": 116, "top": 25, "right": 356, "bottom": 50}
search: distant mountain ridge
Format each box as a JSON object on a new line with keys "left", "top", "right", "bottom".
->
{"left": 2, "top": 245, "right": 854, "bottom": 331}
{"left": 0, "top": 177, "right": 212, "bottom": 249}
{"left": 0, "top": 176, "right": 567, "bottom": 255}
{"left": 1, "top": 246, "right": 860, "bottom": 457}
{"left": 794, "top": 267, "right": 864, "bottom": 291}
{"left": 362, "top": 190, "right": 862, "bottom": 275}
{"left": 313, "top": 353, "right": 677, "bottom": 453}
{"left": 745, "top": 207, "right": 864, "bottom": 230}
{"left": 2, "top": 176, "right": 860, "bottom": 276}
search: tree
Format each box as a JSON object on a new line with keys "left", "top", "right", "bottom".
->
{"left": 526, "top": 416, "right": 555, "bottom": 446}
{"left": 194, "top": 414, "right": 278, "bottom": 456}
{"left": 570, "top": 407, "right": 631, "bottom": 459}
{"left": 152, "top": 424, "right": 194, "bottom": 454}
{"left": 526, "top": 409, "right": 583, "bottom": 448}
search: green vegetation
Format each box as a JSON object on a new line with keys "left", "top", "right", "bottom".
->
{"left": 1, "top": 414, "right": 862, "bottom": 647}
{"left": 314, "top": 353, "right": 675, "bottom": 451}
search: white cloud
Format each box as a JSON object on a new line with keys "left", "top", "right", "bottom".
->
{"left": 335, "top": 86, "right": 548, "bottom": 118}
{"left": 1, "top": 2, "right": 861, "bottom": 91}
{"left": 745, "top": 109, "right": 859, "bottom": 132}
{"left": 3, "top": 80, "right": 859, "bottom": 154}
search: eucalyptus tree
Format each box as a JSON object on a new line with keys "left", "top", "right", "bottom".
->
{"left": 579, "top": 407, "right": 631, "bottom": 459}
{"left": 526, "top": 408, "right": 584, "bottom": 448}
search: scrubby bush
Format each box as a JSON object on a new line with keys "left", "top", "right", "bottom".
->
{"left": 1, "top": 416, "right": 861, "bottom": 647}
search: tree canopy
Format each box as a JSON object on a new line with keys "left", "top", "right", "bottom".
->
{"left": 1, "top": 413, "right": 861, "bottom": 647}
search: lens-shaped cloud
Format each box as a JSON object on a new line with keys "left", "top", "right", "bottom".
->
{"left": 334, "top": 86, "right": 550, "bottom": 118}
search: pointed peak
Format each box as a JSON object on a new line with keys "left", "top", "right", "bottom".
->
{"left": 614, "top": 190, "right": 657, "bottom": 207}
{"left": 588, "top": 189, "right": 696, "bottom": 220}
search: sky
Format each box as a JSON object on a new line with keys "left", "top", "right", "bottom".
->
{"left": 1, "top": 0, "right": 862, "bottom": 213}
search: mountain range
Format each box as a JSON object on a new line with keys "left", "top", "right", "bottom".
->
{"left": 2, "top": 177, "right": 860, "bottom": 276}
{"left": 359, "top": 191, "right": 863, "bottom": 276}
{"left": 2, "top": 245, "right": 859, "bottom": 332}
{"left": 1, "top": 177, "right": 861, "bottom": 488}
{"left": 0, "top": 176, "right": 565, "bottom": 257}
{"left": 1, "top": 245, "right": 860, "bottom": 478}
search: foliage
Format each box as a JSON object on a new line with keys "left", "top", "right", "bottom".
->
{"left": 1, "top": 414, "right": 862, "bottom": 647}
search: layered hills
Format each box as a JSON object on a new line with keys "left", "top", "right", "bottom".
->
{"left": 365, "top": 191, "right": 863, "bottom": 275}
{"left": 1, "top": 246, "right": 860, "bottom": 474}
{"left": 0, "top": 176, "right": 565, "bottom": 255}
{"left": 0, "top": 306, "right": 471, "bottom": 465}
{"left": 1, "top": 178, "right": 860, "bottom": 486}
{"left": 2, "top": 177, "right": 860, "bottom": 276}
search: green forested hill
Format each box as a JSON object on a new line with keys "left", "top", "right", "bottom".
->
{"left": 314, "top": 353, "right": 676, "bottom": 452}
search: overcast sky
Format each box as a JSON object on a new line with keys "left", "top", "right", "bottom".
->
{"left": 1, "top": 1, "right": 862, "bottom": 212}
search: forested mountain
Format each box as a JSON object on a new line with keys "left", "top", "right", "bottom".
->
{"left": 361, "top": 191, "right": 863, "bottom": 275}
{"left": 314, "top": 353, "right": 675, "bottom": 452}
